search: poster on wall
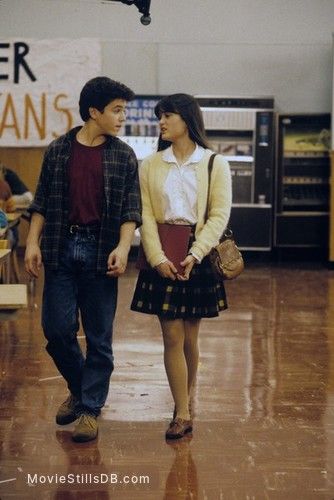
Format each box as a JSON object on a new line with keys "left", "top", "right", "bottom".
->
{"left": 0, "top": 39, "right": 101, "bottom": 147}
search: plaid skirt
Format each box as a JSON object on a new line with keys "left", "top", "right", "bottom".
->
{"left": 130, "top": 256, "right": 227, "bottom": 319}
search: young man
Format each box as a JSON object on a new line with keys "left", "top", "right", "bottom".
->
{"left": 25, "top": 77, "right": 142, "bottom": 442}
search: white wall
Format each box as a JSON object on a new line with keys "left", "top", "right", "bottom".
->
{"left": 1, "top": 0, "right": 333, "bottom": 112}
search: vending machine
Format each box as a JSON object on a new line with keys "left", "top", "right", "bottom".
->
{"left": 274, "top": 113, "right": 330, "bottom": 248}
{"left": 196, "top": 96, "right": 275, "bottom": 250}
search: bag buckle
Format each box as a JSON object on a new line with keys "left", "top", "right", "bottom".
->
{"left": 223, "top": 228, "right": 233, "bottom": 239}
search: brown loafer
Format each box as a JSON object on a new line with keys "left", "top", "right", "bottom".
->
{"left": 166, "top": 418, "right": 193, "bottom": 440}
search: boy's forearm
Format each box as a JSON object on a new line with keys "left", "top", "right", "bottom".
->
{"left": 26, "top": 212, "right": 45, "bottom": 245}
{"left": 117, "top": 221, "right": 136, "bottom": 252}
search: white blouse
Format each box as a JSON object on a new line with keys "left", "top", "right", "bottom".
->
{"left": 162, "top": 144, "right": 205, "bottom": 224}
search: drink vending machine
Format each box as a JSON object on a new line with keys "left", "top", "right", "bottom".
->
{"left": 196, "top": 96, "right": 275, "bottom": 250}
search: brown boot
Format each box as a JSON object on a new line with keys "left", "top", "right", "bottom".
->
{"left": 166, "top": 418, "right": 193, "bottom": 440}
{"left": 72, "top": 413, "right": 98, "bottom": 443}
{"left": 56, "top": 394, "right": 79, "bottom": 425}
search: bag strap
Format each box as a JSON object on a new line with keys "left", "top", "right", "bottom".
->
{"left": 205, "top": 153, "right": 233, "bottom": 240}
{"left": 204, "top": 153, "right": 217, "bottom": 223}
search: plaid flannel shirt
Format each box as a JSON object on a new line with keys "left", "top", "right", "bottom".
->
{"left": 29, "top": 127, "right": 142, "bottom": 274}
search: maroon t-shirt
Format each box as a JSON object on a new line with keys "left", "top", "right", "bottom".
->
{"left": 68, "top": 137, "right": 104, "bottom": 225}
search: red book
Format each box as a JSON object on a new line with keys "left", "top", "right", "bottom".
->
{"left": 136, "top": 223, "right": 192, "bottom": 274}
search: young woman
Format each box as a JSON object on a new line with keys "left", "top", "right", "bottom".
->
{"left": 131, "top": 94, "right": 232, "bottom": 439}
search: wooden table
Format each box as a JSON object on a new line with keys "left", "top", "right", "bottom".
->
{"left": 0, "top": 283, "right": 27, "bottom": 321}
{"left": 0, "top": 284, "right": 27, "bottom": 309}
{"left": 0, "top": 249, "right": 11, "bottom": 284}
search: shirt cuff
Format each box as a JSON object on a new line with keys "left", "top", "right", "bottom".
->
{"left": 189, "top": 251, "right": 201, "bottom": 263}
{"left": 155, "top": 257, "right": 168, "bottom": 267}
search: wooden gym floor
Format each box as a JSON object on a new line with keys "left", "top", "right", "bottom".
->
{"left": 1, "top": 257, "right": 334, "bottom": 499}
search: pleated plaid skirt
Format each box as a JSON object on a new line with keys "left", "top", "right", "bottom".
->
{"left": 130, "top": 256, "right": 227, "bottom": 319}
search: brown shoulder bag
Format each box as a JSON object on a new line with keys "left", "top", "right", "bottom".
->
{"left": 206, "top": 154, "right": 244, "bottom": 280}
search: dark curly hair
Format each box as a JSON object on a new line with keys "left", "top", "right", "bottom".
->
{"left": 79, "top": 76, "right": 135, "bottom": 122}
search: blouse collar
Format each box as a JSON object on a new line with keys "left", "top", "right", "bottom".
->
{"left": 162, "top": 144, "right": 205, "bottom": 165}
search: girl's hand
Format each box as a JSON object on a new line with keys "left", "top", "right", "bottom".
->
{"left": 155, "top": 260, "right": 177, "bottom": 280}
{"left": 177, "top": 255, "right": 196, "bottom": 281}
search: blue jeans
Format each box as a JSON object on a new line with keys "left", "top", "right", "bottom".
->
{"left": 42, "top": 232, "right": 117, "bottom": 416}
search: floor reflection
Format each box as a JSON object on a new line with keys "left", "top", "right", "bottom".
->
{"left": 163, "top": 435, "right": 198, "bottom": 500}
{"left": 53, "top": 431, "right": 110, "bottom": 499}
